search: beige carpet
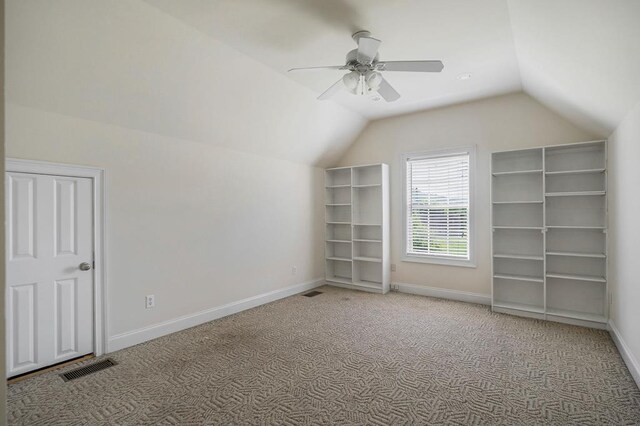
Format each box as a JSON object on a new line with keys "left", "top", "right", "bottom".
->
{"left": 8, "top": 286, "right": 640, "bottom": 425}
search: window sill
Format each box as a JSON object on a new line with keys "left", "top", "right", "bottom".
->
{"left": 402, "top": 254, "right": 476, "bottom": 268}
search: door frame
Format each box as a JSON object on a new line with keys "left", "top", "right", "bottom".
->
{"left": 6, "top": 158, "right": 107, "bottom": 357}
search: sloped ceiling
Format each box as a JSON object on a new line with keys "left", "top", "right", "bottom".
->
{"left": 146, "top": 0, "right": 640, "bottom": 135}
{"left": 5, "top": 0, "right": 366, "bottom": 166}
{"left": 7, "top": 0, "right": 640, "bottom": 168}
{"left": 508, "top": 0, "right": 640, "bottom": 136}
{"left": 145, "top": 0, "right": 523, "bottom": 120}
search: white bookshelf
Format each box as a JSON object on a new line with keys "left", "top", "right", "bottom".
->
{"left": 325, "top": 164, "right": 390, "bottom": 294}
{"left": 491, "top": 141, "right": 608, "bottom": 328}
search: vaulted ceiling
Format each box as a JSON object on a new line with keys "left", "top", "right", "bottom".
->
{"left": 146, "top": 0, "right": 640, "bottom": 135}
{"left": 7, "top": 1, "right": 640, "bottom": 167}
{"left": 508, "top": 0, "right": 640, "bottom": 136}
{"left": 145, "top": 0, "right": 522, "bottom": 120}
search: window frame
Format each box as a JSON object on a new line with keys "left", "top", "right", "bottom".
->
{"left": 401, "top": 146, "right": 476, "bottom": 268}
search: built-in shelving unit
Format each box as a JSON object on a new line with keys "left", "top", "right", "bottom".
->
{"left": 491, "top": 140, "right": 608, "bottom": 328}
{"left": 325, "top": 164, "right": 390, "bottom": 294}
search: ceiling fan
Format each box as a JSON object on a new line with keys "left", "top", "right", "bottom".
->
{"left": 289, "top": 31, "right": 444, "bottom": 102}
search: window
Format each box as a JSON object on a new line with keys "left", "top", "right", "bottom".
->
{"left": 403, "top": 147, "right": 475, "bottom": 267}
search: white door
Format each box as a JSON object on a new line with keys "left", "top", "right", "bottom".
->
{"left": 6, "top": 172, "right": 94, "bottom": 377}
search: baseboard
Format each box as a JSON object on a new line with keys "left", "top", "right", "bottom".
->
{"left": 108, "top": 278, "right": 324, "bottom": 352}
{"left": 394, "top": 282, "right": 491, "bottom": 305}
{"left": 608, "top": 320, "right": 640, "bottom": 389}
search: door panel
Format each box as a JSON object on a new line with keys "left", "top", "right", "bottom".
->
{"left": 9, "top": 283, "right": 37, "bottom": 370}
{"left": 55, "top": 278, "right": 77, "bottom": 358}
{"left": 6, "top": 172, "right": 94, "bottom": 377}
{"left": 9, "top": 175, "right": 36, "bottom": 260}
{"left": 54, "top": 179, "right": 78, "bottom": 257}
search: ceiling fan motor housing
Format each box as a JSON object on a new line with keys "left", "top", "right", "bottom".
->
{"left": 345, "top": 49, "right": 379, "bottom": 70}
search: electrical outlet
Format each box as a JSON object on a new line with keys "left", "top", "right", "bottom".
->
{"left": 292, "top": 266, "right": 297, "bottom": 275}
{"left": 391, "top": 263, "right": 396, "bottom": 272}
{"left": 145, "top": 295, "right": 155, "bottom": 309}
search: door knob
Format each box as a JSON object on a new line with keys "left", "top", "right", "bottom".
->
{"left": 79, "top": 262, "right": 92, "bottom": 271}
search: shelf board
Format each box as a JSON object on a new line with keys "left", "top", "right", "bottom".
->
{"left": 493, "top": 226, "right": 543, "bottom": 230}
{"left": 325, "top": 184, "right": 351, "bottom": 189}
{"left": 352, "top": 184, "right": 382, "bottom": 188}
{"left": 326, "top": 240, "right": 351, "bottom": 243}
{"left": 546, "top": 225, "right": 605, "bottom": 230}
{"left": 493, "top": 274, "right": 544, "bottom": 283}
{"left": 352, "top": 280, "right": 382, "bottom": 289}
{"left": 327, "top": 222, "right": 351, "bottom": 225}
{"left": 493, "top": 302, "right": 544, "bottom": 314}
{"left": 546, "top": 251, "right": 606, "bottom": 259}
{"left": 326, "top": 277, "right": 352, "bottom": 285}
{"left": 353, "top": 223, "right": 381, "bottom": 226}
{"left": 545, "top": 168, "right": 605, "bottom": 176}
{"left": 546, "top": 308, "right": 606, "bottom": 323}
{"left": 353, "top": 239, "right": 382, "bottom": 243}
{"left": 546, "top": 273, "right": 606, "bottom": 283}
{"left": 545, "top": 191, "right": 605, "bottom": 197}
{"left": 493, "top": 253, "right": 543, "bottom": 261}
{"left": 326, "top": 257, "right": 352, "bottom": 262}
{"left": 353, "top": 256, "right": 382, "bottom": 263}
{"left": 492, "top": 200, "right": 543, "bottom": 205}
{"left": 492, "top": 169, "right": 543, "bottom": 176}
{"left": 325, "top": 203, "right": 351, "bottom": 206}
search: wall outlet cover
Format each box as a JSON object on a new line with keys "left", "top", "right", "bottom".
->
{"left": 145, "top": 295, "right": 155, "bottom": 309}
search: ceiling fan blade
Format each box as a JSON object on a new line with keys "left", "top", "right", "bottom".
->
{"left": 378, "top": 60, "right": 444, "bottom": 72}
{"left": 318, "top": 78, "right": 345, "bottom": 100}
{"left": 356, "top": 36, "right": 381, "bottom": 65}
{"left": 377, "top": 77, "right": 400, "bottom": 102}
{"left": 288, "top": 65, "right": 346, "bottom": 72}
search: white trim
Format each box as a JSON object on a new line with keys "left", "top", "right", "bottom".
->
{"left": 401, "top": 254, "right": 477, "bottom": 268}
{"left": 326, "top": 281, "right": 386, "bottom": 294}
{"left": 394, "top": 281, "right": 490, "bottom": 305}
{"left": 545, "top": 314, "right": 607, "bottom": 330}
{"left": 6, "top": 158, "right": 108, "bottom": 356}
{"left": 108, "top": 278, "right": 324, "bottom": 352}
{"left": 489, "top": 139, "right": 607, "bottom": 154}
{"left": 326, "top": 163, "right": 382, "bottom": 171}
{"left": 401, "top": 145, "right": 476, "bottom": 268}
{"left": 608, "top": 320, "right": 640, "bottom": 389}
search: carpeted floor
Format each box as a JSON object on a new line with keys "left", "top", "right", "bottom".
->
{"left": 7, "top": 286, "right": 640, "bottom": 425}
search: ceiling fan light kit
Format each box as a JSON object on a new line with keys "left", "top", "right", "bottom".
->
{"left": 289, "top": 30, "right": 444, "bottom": 102}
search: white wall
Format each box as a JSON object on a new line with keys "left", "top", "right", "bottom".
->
{"left": 5, "top": 0, "right": 350, "bottom": 350}
{"left": 6, "top": 0, "right": 365, "bottom": 167}
{"left": 608, "top": 100, "right": 640, "bottom": 382}
{"left": 6, "top": 104, "right": 325, "bottom": 343}
{"left": 337, "top": 93, "right": 596, "bottom": 297}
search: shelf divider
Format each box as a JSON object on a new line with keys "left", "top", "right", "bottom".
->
{"left": 545, "top": 191, "right": 605, "bottom": 197}
{"left": 493, "top": 274, "right": 544, "bottom": 283}
{"left": 492, "top": 169, "right": 543, "bottom": 176}
{"left": 546, "top": 251, "right": 605, "bottom": 258}
{"left": 546, "top": 273, "right": 606, "bottom": 283}
{"left": 545, "top": 168, "right": 605, "bottom": 176}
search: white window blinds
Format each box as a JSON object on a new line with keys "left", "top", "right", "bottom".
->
{"left": 406, "top": 152, "right": 470, "bottom": 259}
